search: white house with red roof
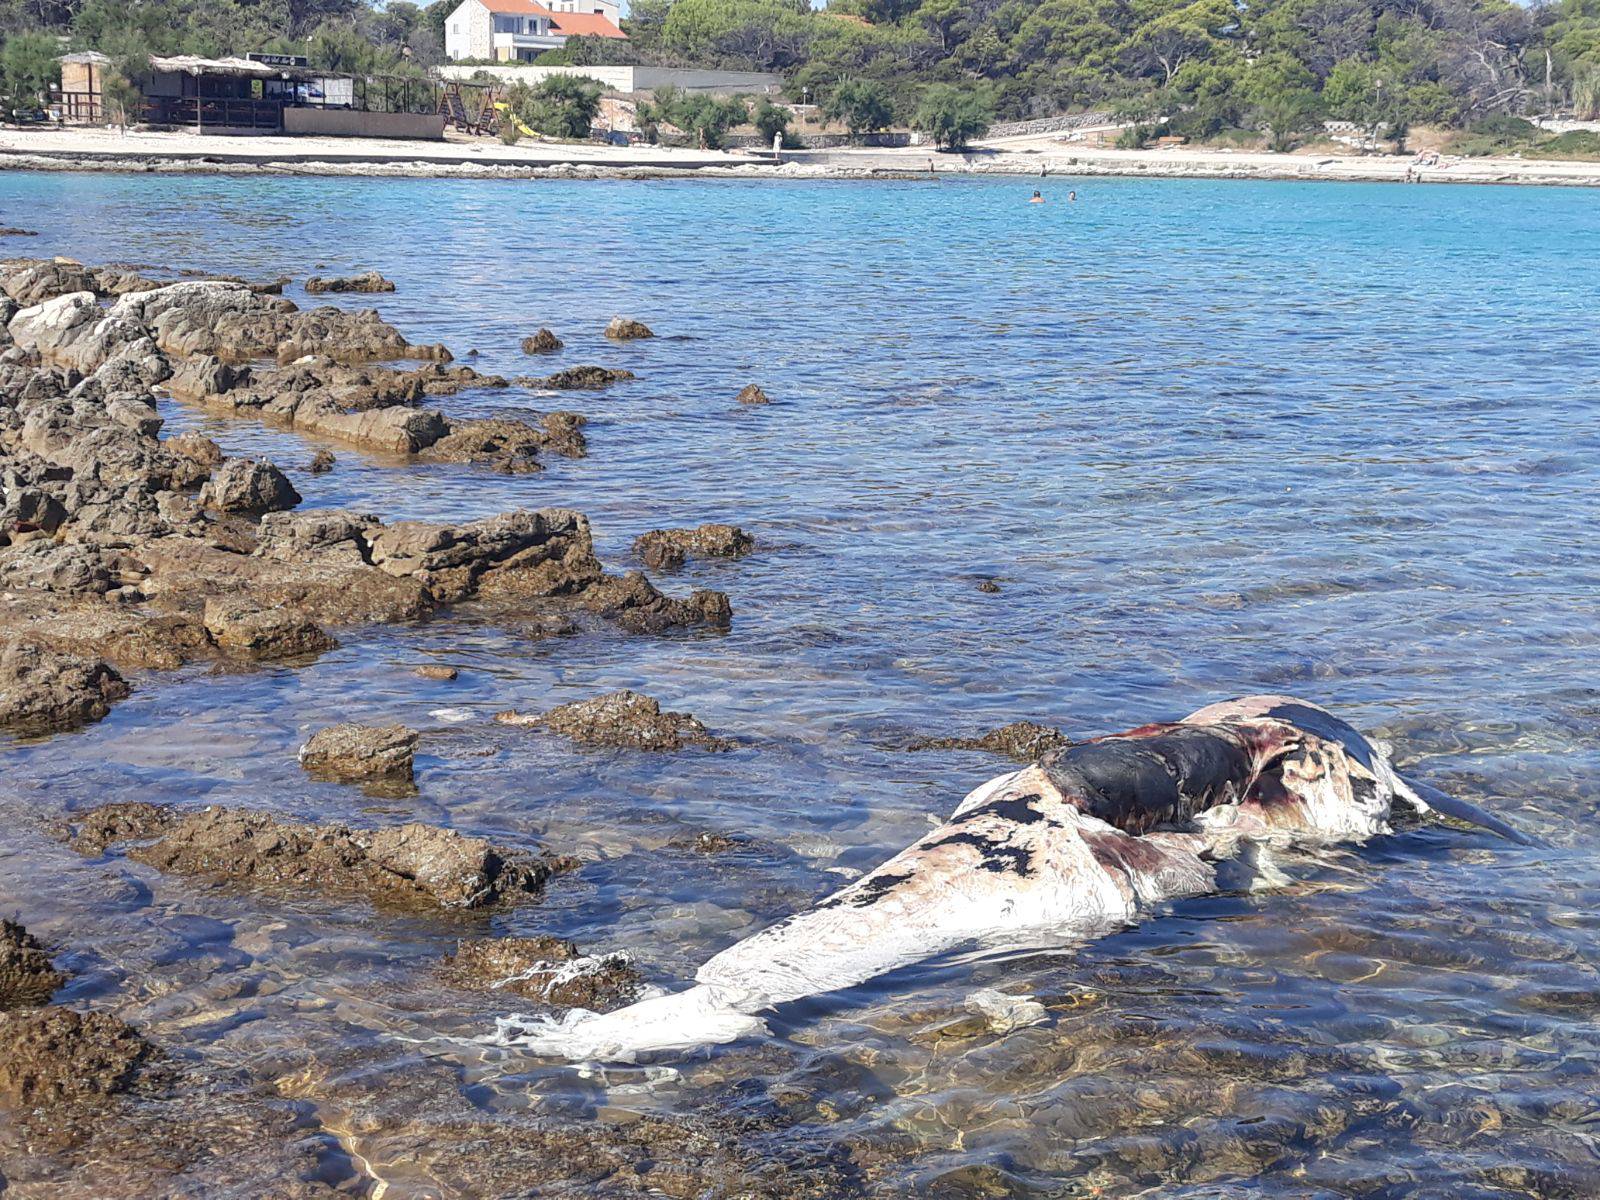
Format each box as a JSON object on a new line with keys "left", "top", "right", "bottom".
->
{"left": 444, "top": 0, "right": 626, "bottom": 62}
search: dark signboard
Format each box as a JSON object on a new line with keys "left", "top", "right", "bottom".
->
{"left": 247, "top": 52, "right": 310, "bottom": 67}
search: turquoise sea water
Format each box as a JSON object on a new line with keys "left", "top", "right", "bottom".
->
{"left": 2, "top": 170, "right": 1599, "bottom": 1196}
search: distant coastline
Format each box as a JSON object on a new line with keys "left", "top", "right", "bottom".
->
{"left": 3, "top": 127, "right": 1598, "bottom": 189}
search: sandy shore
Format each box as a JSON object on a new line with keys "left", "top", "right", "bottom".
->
{"left": 1, "top": 124, "right": 1597, "bottom": 187}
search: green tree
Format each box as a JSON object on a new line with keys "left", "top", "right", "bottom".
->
{"left": 509, "top": 74, "right": 604, "bottom": 139}
{"left": 751, "top": 95, "right": 793, "bottom": 144}
{"left": 822, "top": 77, "right": 891, "bottom": 135}
{"left": 1, "top": 30, "right": 60, "bottom": 116}
{"left": 912, "top": 82, "right": 991, "bottom": 148}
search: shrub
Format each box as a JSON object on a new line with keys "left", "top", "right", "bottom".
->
{"left": 508, "top": 74, "right": 604, "bottom": 140}
{"left": 823, "top": 79, "right": 892, "bottom": 138}
{"left": 751, "top": 96, "right": 795, "bottom": 147}
{"left": 912, "top": 83, "right": 991, "bottom": 150}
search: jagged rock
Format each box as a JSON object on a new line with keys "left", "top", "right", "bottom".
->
{"left": 499, "top": 689, "right": 734, "bottom": 752}
{"left": 64, "top": 803, "right": 549, "bottom": 910}
{"left": 521, "top": 328, "right": 563, "bottom": 354}
{"left": 299, "top": 722, "right": 418, "bottom": 782}
{"left": 2, "top": 262, "right": 98, "bottom": 306}
{"left": 440, "top": 936, "right": 643, "bottom": 1009}
{"left": 0, "top": 921, "right": 64, "bottom": 1009}
{"left": 574, "top": 570, "right": 732, "bottom": 634}
{"left": 164, "top": 353, "right": 244, "bottom": 401}
{"left": 202, "top": 598, "right": 337, "bottom": 661}
{"left": 304, "top": 271, "right": 395, "bottom": 294}
{"left": 517, "top": 365, "right": 634, "bottom": 391}
{"left": 166, "top": 430, "right": 224, "bottom": 471}
{"left": 634, "top": 523, "right": 755, "bottom": 570}
{"left": 366, "top": 508, "right": 601, "bottom": 604}
{"left": 0, "top": 1007, "right": 150, "bottom": 1109}
{"left": 418, "top": 418, "right": 545, "bottom": 475}
{"left": 977, "top": 578, "right": 1002, "bottom": 593}
{"left": 253, "top": 509, "right": 377, "bottom": 568}
{"left": 735, "top": 384, "right": 771, "bottom": 406}
{"left": 0, "top": 540, "right": 148, "bottom": 596}
{"left": 603, "top": 316, "right": 654, "bottom": 341}
{"left": 540, "top": 410, "right": 588, "bottom": 458}
{"left": 198, "top": 458, "right": 301, "bottom": 514}
{"left": 0, "top": 637, "right": 129, "bottom": 732}
{"left": 309, "top": 449, "right": 336, "bottom": 473}
{"left": 908, "top": 720, "right": 1074, "bottom": 762}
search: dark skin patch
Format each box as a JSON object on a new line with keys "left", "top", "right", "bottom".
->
{"left": 921, "top": 829, "right": 1036, "bottom": 876}
{"left": 815, "top": 868, "right": 916, "bottom": 910}
{"left": 955, "top": 792, "right": 1046, "bottom": 826}
{"left": 1263, "top": 702, "right": 1376, "bottom": 771}
{"left": 1040, "top": 727, "right": 1257, "bottom": 835}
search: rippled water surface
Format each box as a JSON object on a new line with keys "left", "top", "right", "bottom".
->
{"left": 3, "top": 171, "right": 1600, "bottom": 1197}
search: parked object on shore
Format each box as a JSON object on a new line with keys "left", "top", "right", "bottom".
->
{"left": 489, "top": 695, "right": 1531, "bottom": 1061}
{"left": 633, "top": 523, "right": 754, "bottom": 570}
{"left": 604, "top": 316, "right": 654, "bottom": 341}
{"left": 521, "top": 328, "right": 563, "bottom": 354}
{"left": 304, "top": 271, "right": 396, "bottom": 294}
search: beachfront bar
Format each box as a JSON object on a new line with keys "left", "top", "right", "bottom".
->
{"left": 53, "top": 52, "right": 444, "bottom": 139}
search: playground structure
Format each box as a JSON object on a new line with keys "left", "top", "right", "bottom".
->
{"left": 437, "top": 79, "right": 532, "bottom": 138}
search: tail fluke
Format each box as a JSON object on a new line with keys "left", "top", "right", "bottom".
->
{"left": 481, "top": 984, "right": 769, "bottom": 1063}
{"left": 1396, "top": 776, "right": 1541, "bottom": 847}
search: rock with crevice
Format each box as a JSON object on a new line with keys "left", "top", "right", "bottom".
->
{"left": 603, "top": 316, "right": 654, "bottom": 341}
{"left": 61, "top": 802, "right": 550, "bottom": 910}
{"left": 0, "top": 637, "right": 130, "bottom": 732}
{"left": 299, "top": 721, "right": 419, "bottom": 782}
{"left": 634, "top": 523, "right": 755, "bottom": 570}
{"left": 907, "top": 720, "right": 1074, "bottom": 762}
{"left": 499, "top": 689, "right": 735, "bottom": 752}
{"left": 304, "top": 271, "right": 395, "bottom": 294}
{"left": 440, "top": 936, "right": 643, "bottom": 1010}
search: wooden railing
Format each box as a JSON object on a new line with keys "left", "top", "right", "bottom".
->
{"left": 51, "top": 90, "right": 103, "bottom": 122}
{"left": 141, "top": 96, "right": 285, "bottom": 130}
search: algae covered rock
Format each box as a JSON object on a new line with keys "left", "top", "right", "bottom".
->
{"left": 0, "top": 637, "right": 130, "bottom": 733}
{"left": 633, "top": 523, "right": 755, "bottom": 570}
{"left": 521, "top": 328, "right": 563, "bottom": 354}
{"left": 499, "top": 689, "right": 735, "bottom": 752}
{"left": 304, "top": 271, "right": 395, "bottom": 294}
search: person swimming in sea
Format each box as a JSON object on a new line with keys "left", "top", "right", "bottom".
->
{"left": 1030, "top": 190, "right": 1045, "bottom": 203}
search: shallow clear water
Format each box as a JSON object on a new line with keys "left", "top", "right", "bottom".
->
{"left": 3, "top": 170, "right": 1600, "bottom": 1197}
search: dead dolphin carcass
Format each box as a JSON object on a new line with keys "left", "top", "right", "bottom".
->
{"left": 487, "top": 694, "right": 1530, "bottom": 1062}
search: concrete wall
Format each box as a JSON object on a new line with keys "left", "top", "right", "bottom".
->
{"left": 436, "top": 63, "right": 783, "bottom": 96}
{"left": 284, "top": 108, "right": 446, "bottom": 140}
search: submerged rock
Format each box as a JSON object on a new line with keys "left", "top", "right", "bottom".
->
{"left": 414, "top": 664, "right": 458, "bottom": 681}
{"left": 198, "top": 457, "right": 301, "bottom": 514}
{"left": 298, "top": 721, "right": 419, "bottom": 782}
{"left": 736, "top": 383, "right": 771, "bottom": 406}
{"left": 574, "top": 569, "right": 732, "bottom": 634}
{"left": 907, "top": 720, "right": 1074, "bottom": 762}
{"left": 63, "top": 803, "right": 550, "bottom": 910}
{"left": 977, "top": 578, "right": 1002, "bottom": 593}
{"left": 309, "top": 449, "right": 336, "bottom": 473}
{"left": 0, "top": 921, "right": 64, "bottom": 1009}
{"left": 441, "top": 936, "right": 643, "bottom": 1010}
{"left": 0, "top": 1007, "right": 150, "bottom": 1109}
{"left": 634, "top": 523, "right": 755, "bottom": 570}
{"left": 0, "top": 637, "right": 130, "bottom": 733}
{"left": 603, "top": 316, "right": 654, "bottom": 341}
{"left": 521, "top": 328, "right": 563, "bottom": 354}
{"left": 303, "top": 271, "right": 395, "bottom": 294}
{"left": 499, "top": 689, "right": 735, "bottom": 752}
{"left": 517, "top": 365, "right": 634, "bottom": 391}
